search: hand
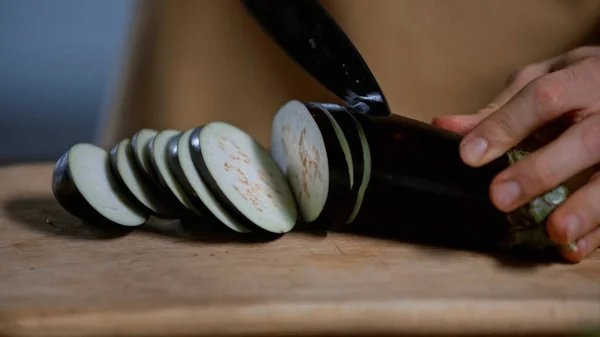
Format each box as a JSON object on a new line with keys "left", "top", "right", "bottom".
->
{"left": 432, "top": 46, "right": 600, "bottom": 263}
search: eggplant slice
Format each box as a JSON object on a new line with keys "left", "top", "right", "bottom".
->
{"left": 149, "top": 129, "right": 202, "bottom": 217}
{"left": 345, "top": 110, "right": 372, "bottom": 224}
{"left": 311, "top": 103, "right": 368, "bottom": 227}
{"left": 270, "top": 100, "right": 354, "bottom": 230}
{"left": 109, "top": 138, "right": 176, "bottom": 218}
{"left": 130, "top": 128, "right": 159, "bottom": 182}
{"left": 189, "top": 122, "right": 297, "bottom": 234}
{"left": 52, "top": 143, "right": 149, "bottom": 227}
{"left": 166, "top": 128, "right": 251, "bottom": 233}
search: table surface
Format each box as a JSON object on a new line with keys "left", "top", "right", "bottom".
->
{"left": 1, "top": 163, "right": 600, "bottom": 337}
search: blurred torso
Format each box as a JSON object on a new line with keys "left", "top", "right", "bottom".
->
{"left": 100, "top": 0, "right": 600, "bottom": 148}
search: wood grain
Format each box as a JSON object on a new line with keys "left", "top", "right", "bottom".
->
{"left": 1, "top": 163, "right": 600, "bottom": 337}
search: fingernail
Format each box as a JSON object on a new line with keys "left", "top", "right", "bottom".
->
{"left": 492, "top": 180, "right": 521, "bottom": 208}
{"left": 562, "top": 214, "right": 579, "bottom": 243}
{"left": 460, "top": 137, "right": 487, "bottom": 165}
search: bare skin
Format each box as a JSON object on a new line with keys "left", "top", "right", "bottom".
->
{"left": 432, "top": 46, "right": 600, "bottom": 263}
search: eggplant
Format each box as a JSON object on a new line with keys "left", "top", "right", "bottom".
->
{"left": 270, "top": 100, "right": 355, "bottom": 230}
{"left": 343, "top": 110, "right": 571, "bottom": 252}
{"left": 109, "top": 138, "right": 178, "bottom": 219}
{"left": 148, "top": 129, "right": 202, "bottom": 217}
{"left": 189, "top": 121, "right": 297, "bottom": 234}
{"left": 341, "top": 111, "right": 509, "bottom": 246}
{"left": 52, "top": 143, "right": 149, "bottom": 228}
{"left": 165, "top": 128, "right": 251, "bottom": 233}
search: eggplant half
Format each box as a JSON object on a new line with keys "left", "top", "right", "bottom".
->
{"left": 52, "top": 143, "right": 149, "bottom": 228}
{"left": 189, "top": 121, "right": 297, "bottom": 234}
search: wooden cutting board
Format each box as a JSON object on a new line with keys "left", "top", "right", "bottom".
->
{"left": 1, "top": 163, "right": 600, "bottom": 337}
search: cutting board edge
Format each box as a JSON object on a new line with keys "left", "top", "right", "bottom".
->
{"left": 2, "top": 299, "right": 600, "bottom": 337}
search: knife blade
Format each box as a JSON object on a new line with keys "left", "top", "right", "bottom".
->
{"left": 242, "top": 0, "right": 391, "bottom": 117}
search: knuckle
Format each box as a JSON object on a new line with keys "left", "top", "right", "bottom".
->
{"left": 483, "top": 115, "right": 518, "bottom": 145}
{"left": 528, "top": 76, "right": 565, "bottom": 117}
{"left": 579, "top": 115, "right": 600, "bottom": 158}
{"left": 524, "top": 155, "right": 556, "bottom": 193}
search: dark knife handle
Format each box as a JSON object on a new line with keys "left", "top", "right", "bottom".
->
{"left": 243, "top": 0, "right": 391, "bottom": 116}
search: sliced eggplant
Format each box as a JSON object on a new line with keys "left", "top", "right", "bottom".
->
{"left": 189, "top": 122, "right": 297, "bottom": 234}
{"left": 312, "top": 103, "right": 368, "bottom": 227}
{"left": 166, "top": 128, "right": 251, "bottom": 233}
{"left": 52, "top": 143, "right": 149, "bottom": 228}
{"left": 270, "top": 100, "right": 354, "bottom": 230}
{"left": 109, "top": 138, "right": 178, "bottom": 219}
{"left": 345, "top": 110, "right": 372, "bottom": 225}
{"left": 148, "top": 129, "right": 202, "bottom": 217}
{"left": 130, "top": 128, "right": 159, "bottom": 182}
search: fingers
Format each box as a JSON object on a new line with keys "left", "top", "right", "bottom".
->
{"left": 489, "top": 114, "right": 600, "bottom": 212}
{"left": 492, "top": 62, "right": 553, "bottom": 110}
{"left": 547, "top": 172, "right": 600, "bottom": 246}
{"left": 459, "top": 56, "right": 600, "bottom": 167}
{"left": 433, "top": 47, "right": 600, "bottom": 140}
{"left": 431, "top": 114, "right": 483, "bottom": 135}
{"left": 560, "top": 226, "right": 600, "bottom": 263}
{"left": 431, "top": 61, "right": 550, "bottom": 135}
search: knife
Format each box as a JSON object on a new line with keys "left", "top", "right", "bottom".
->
{"left": 242, "top": 0, "right": 391, "bottom": 117}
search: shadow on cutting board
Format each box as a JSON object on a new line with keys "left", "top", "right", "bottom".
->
{"left": 3, "top": 195, "right": 562, "bottom": 269}
{"left": 3, "top": 196, "right": 281, "bottom": 244}
{"left": 341, "top": 222, "right": 564, "bottom": 270}
{"left": 3, "top": 196, "right": 132, "bottom": 240}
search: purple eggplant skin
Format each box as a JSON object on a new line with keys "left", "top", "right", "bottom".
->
{"left": 345, "top": 110, "right": 513, "bottom": 250}
{"left": 322, "top": 105, "right": 365, "bottom": 200}
{"left": 164, "top": 133, "right": 217, "bottom": 220}
{"left": 301, "top": 103, "right": 357, "bottom": 230}
{"left": 108, "top": 141, "right": 180, "bottom": 220}
{"left": 187, "top": 126, "right": 282, "bottom": 238}
{"left": 51, "top": 151, "right": 133, "bottom": 236}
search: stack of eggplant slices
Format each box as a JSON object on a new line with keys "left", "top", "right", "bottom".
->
{"left": 52, "top": 99, "right": 370, "bottom": 236}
